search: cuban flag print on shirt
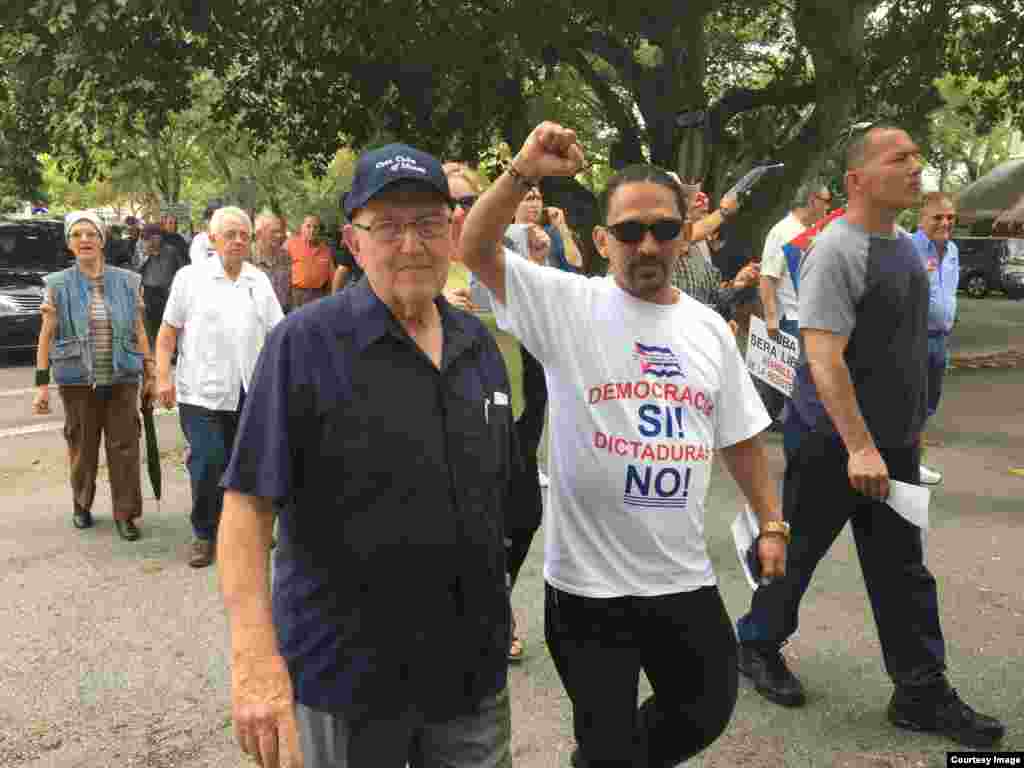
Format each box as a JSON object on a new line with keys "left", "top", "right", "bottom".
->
{"left": 634, "top": 342, "right": 685, "bottom": 379}
{"left": 784, "top": 207, "right": 846, "bottom": 291}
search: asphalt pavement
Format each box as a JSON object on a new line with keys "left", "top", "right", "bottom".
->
{"left": 0, "top": 297, "right": 1021, "bottom": 767}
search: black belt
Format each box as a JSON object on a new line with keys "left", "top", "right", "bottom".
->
{"left": 927, "top": 331, "right": 948, "bottom": 338}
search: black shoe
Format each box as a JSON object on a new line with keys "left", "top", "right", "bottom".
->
{"left": 887, "top": 684, "right": 1005, "bottom": 748}
{"left": 115, "top": 519, "right": 141, "bottom": 541}
{"left": 72, "top": 505, "right": 93, "bottom": 529}
{"left": 570, "top": 747, "right": 585, "bottom": 768}
{"left": 738, "top": 642, "right": 806, "bottom": 707}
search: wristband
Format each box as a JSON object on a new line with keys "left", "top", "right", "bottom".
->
{"left": 507, "top": 164, "right": 539, "bottom": 191}
{"left": 35, "top": 369, "right": 51, "bottom": 387}
{"left": 760, "top": 520, "right": 791, "bottom": 542}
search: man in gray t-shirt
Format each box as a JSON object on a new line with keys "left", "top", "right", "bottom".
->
{"left": 735, "top": 126, "right": 1004, "bottom": 750}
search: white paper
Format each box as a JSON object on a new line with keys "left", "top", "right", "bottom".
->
{"left": 731, "top": 504, "right": 763, "bottom": 591}
{"left": 886, "top": 480, "right": 930, "bottom": 530}
{"left": 493, "top": 391, "right": 509, "bottom": 406}
{"left": 745, "top": 316, "right": 799, "bottom": 397}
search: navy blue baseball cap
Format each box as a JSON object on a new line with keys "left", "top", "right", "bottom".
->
{"left": 343, "top": 144, "right": 452, "bottom": 217}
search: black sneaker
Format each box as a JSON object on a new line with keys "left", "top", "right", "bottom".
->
{"left": 887, "top": 685, "right": 1005, "bottom": 748}
{"left": 737, "top": 642, "right": 806, "bottom": 707}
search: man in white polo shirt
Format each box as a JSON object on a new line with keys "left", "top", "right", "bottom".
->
{"left": 760, "top": 180, "right": 831, "bottom": 342}
{"left": 459, "top": 122, "right": 788, "bottom": 768}
{"left": 154, "top": 206, "right": 283, "bottom": 568}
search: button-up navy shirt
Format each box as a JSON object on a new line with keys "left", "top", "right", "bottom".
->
{"left": 222, "top": 277, "right": 515, "bottom": 722}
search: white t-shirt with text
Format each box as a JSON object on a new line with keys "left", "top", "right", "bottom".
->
{"left": 494, "top": 253, "right": 770, "bottom": 598}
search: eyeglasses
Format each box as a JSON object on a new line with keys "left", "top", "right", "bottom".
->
{"left": 455, "top": 196, "right": 478, "bottom": 210}
{"left": 219, "top": 230, "right": 253, "bottom": 243}
{"left": 68, "top": 230, "right": 102, "bottom": 242}
{"left": 352, "top": 215, "right": 451, "bottom": 243}
{"left": 606, "top": 219, "right": 684, "bottom": 244}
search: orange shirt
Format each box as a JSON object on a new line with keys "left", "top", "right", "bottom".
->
{"left": 288, "top": 237, "right": 334, "bottom": 289}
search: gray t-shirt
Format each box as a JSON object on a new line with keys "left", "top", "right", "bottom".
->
{"left": 792, "top": 217, "right": 929, "bottom": 447}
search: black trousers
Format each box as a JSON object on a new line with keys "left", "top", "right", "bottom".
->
{"left": 737, "top": 432, "right": 947, "bottom": 688}
{"left": 142, "top": 286, "right": 169, "bottom": 349}
{"left": 546, "top": 584, "right": 738, "bottom": 768}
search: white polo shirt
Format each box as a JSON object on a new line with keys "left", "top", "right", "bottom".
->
{"left": 188, "top": 232, "right": 216, "bottom": 265}
{"left": 163, "top": 256, "right": 284, "bottom": 411}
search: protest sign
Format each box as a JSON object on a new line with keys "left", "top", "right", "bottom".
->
{"left": 746, "top": 315, "right": 798, "bottom": 397}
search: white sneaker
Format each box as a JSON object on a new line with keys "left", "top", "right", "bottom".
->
{"left": 919, "top": 464, "right": 942, "bottom": 485}
{"left": 538, "top": 469, "right": 550, "bottom": 488}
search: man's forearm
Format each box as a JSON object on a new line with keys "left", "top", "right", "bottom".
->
{"left": 808, "top": 357, "right": 875, "bottom": 454}
{"left": 760, "top": 276, "right": 780, "bottom": 326}
{"left": 154, "top": 324, "right": 176, "bottom": 376}
{"left": 219, "top": 491, "right": 279, "bottom": 658}
{"left": 720, "top": 436, "right": 782, "bottom": 527}
{"left": 459, "top": 170, "right": 529, "bottom": 301}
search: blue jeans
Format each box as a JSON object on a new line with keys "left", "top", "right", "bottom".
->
{"left": 737, "top": 432, "right": 946, "bottom": 687}
{"left": 927, "top": 335, "right": 947, "bottom": 418}
{"left": 179, "top": 397, "right": 244, "bottom": 541}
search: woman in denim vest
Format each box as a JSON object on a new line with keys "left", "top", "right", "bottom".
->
{"left": 32, "top": 211, "right": 156, "bottom": 541}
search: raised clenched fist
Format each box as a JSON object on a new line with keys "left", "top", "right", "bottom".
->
{"left": 511, "top": 122, "right": 585, "bottom": 182}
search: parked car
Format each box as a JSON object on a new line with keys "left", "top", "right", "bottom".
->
{"left": 0, "top": 219, "right": 71, "bottom": 353}
{"left": 954, "top": 236, "right": 1009, "bottom": 299}
{"left": 1002, "top": 238, "right": 1024, "bottom": 300}
{"left": 0, "top": 218, "right": 73, "bottom": 276}
{"left": 0, "top": 273, "right": 47, "bottom": 352}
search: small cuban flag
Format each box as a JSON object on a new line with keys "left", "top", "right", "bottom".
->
{"left": 784, "top": 207, "right": 846, "bottom": 292}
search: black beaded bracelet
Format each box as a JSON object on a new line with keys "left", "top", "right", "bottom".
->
{"left": 35, "top": 369, "right": 51, "bottom": 386}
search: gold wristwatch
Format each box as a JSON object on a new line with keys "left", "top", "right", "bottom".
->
{"left": 761, "top": 520, "right": 791, "bottom": 542}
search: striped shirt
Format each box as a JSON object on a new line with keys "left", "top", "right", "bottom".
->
{"left": 671, "top": 248, "right": 738, "bottom": 319}
{"left": 88, "top": 276, "right": 114, "bottom": 386}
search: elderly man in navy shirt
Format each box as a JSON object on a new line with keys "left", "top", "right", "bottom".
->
{"left": 217, "top": 145, "right": 519, "bottom": 768}
{"left": 911, "top": 191, "right": 959, "bottom": 486}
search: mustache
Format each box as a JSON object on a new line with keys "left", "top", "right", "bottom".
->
{"left": 630, "top": 257, "right": 667, "bottom": 271}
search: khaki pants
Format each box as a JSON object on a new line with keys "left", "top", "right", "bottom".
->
{"left": 59, "top": 384, "right": 143, "bottom": 521}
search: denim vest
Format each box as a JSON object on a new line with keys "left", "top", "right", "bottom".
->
{"left": 43, "top": 265, "right": 144, "bottom": 386}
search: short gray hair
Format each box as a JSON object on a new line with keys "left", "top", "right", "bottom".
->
{"left": 794, "top": 179, "right": 828, "bottom": 207}
{"left": 209, "top": 206, "right": 253, "bottom": 236}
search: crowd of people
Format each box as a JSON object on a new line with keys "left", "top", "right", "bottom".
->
{"left": 29, "top": 119, "right": 1007, "bottom": 767}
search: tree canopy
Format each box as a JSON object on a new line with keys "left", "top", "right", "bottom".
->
{"left": 3, "top": 0, "right": 1023, "bottom": 251}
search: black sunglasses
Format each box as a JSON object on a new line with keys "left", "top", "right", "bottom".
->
{"left": 607, "top": 219, "right": 684, "bottom": 244}
{"left": 455, "top": 195, "right": 478, "bottom": 209}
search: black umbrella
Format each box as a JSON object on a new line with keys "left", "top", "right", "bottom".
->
{"left": 956, "top": 159, "right": 1024, "bottom": 220}
{"left": 141, "top": 404, "right": 162, "bottom": 502}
